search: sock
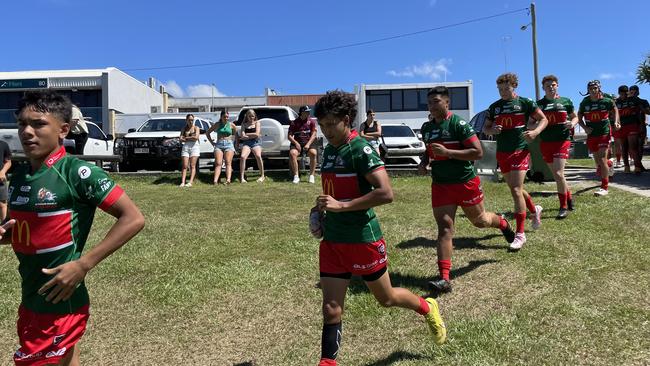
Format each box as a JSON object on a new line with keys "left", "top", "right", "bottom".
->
{"left": 524, "top": 195, "right": 536, "bottom": 213}
{"left": 417, "top": 297, "right": 431, "bottom": 316}
{"left": 567, "top": 190, "right": 572, "bottom": 201}
{"left": 515, "top": 212, "right": 526, "bottom": 233}
{"left": 321, "top": 322, "right": 342, "bottom": 361}
{"left": 601, "top": 178, "right": 609, "bottom": 190}
{"left": 437, "top": 260, "right": 451, "bottom": 281}
{"left": 498, "top": 216, "right": 509, "bottom": 230}
{"left": 319, "top": 359, "right": 337, "bottom": 366}
{"left": 558, "top": 193, "right": 567, "bottom": 209}
{"left": 616, "top": 152, "right": 621, "bottom": 163}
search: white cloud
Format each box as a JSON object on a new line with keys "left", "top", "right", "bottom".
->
{"left": 187, "top": 84, "right": 226, "bottom": 97}
{"left": 599, "top": 73, "right": 623, "bottom": 80}
{"left": 387, "top": 59, "right": 452, "bottom": 81}
{"left": 162, "top": 80, "right": 184, "bottom": 97}
{"left": 161, "top": 81, "right": 226, "bottom": 98}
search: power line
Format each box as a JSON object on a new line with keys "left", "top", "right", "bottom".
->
{"left": 124, "top": 7, "right": 528, "bottom": 72}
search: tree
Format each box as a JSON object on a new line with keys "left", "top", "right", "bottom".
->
{"left": 637, "top": 54, "right": 650, "bottom": 84}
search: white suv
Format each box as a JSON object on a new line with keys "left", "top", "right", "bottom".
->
{"left": 379, "top": 123, "right": 425, "bottom": 166}
{"left": 116, "top": 116, "right": 214, "bottom": 171}
{"left": 235, "top": 106, "right": 298, "bottom": 159}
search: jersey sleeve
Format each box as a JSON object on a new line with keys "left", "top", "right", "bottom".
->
{"left": 455, "top": 118, "right": 478, "bottom": 146}
{"left": 578, "top": 100, "right": 586, "bottom": 114}
{"left": 70, "top": 161, "right": 124, "bottom": 211}
{"left": 564, "top": 98, "right": 575, "bottom": 115}
{"left": 353, "top": 142, "right": 385, "bottom": 176}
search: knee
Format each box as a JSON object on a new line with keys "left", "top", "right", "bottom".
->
{"left": 289, "top": 150, "right": 299, "bottom": 158}
{"left": 437, "top": 225, "right": 454, "bottom": 240}
{"left": 322, "top": 301, "right": 343, "bottom": 322}
{"left": 374, "top": 293, "right": 395, "bottom": 308}
{"left": 470, "top": 213, "right": 491, "bottom": 228}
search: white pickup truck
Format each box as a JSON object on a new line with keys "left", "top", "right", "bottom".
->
{"left": 0, "top": 121, "right": 115, "bottom": 166}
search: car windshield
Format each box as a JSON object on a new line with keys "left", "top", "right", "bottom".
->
{"left": 382, "top": 125, "right": 415, "bottom": 138}
{"left": 139, "top": 119, "right": 187, "bottom": 132}
{"left": 237, "top": 109, "right": 291, "bottom": 125}
{"left": 0, "top": 123, "right": 16, "bottom": 129}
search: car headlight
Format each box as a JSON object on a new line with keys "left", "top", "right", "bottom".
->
{"left": 114, "top": 138, "right": 124, "bottom": 148}
{"left": 162, "top": 138, "right": 181, "bottom": 147}
{"left": 410, "top": 141, "right": 424, "bottom": 148}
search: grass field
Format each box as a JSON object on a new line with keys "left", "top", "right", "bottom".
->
{"left": 1, "top": 172, "right": 648, "bottom": 365}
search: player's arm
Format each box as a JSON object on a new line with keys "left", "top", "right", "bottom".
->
{"left": 523, "top": 108, "right": 548, "bottom": 142}
{"left": 38, "top": 193, "right": 145, "bottom": 304}
{"left": 567, "top": 112, "right": 579, "bottom": 129}
{"left": 305, "top": 123, "right": 317, "bottom": 149}
{"left": 434, "top": 135, "right": 483, "bottom": 161}
{"left": 611, "top": 104, "right": 620, "bottom": 130}
{"left": 317, "top": 167, "right": 392, "bottom": 213}
{"left": 482, "top": 116, "right": 501, "bottom": 136}
{"left": 0, "top": 219, "right": 16, "bottom": 245}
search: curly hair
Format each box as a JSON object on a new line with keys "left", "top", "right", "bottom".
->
{"left": 541, "top": 74, "right": 558, "bottom": 85}
{"left": 496, "top": 73, "right": 519, "bottom": 88}
{"left": 314, "top": 90, "right": 357, "bottom": 128}
{"left": 15, "top": 90, "right": 72, "bottom": 124}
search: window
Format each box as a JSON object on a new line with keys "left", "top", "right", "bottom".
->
{"left": 87, "top": 123, "right": 105, "bottom": 140}
{"left": 382, "top": 125, "right": 416, "bottom": 137}
{"left": 390, "top": 90, "right": 402, "bottom": 110}
{"left": 366, "top": 90, "right": 391, "bottom": 112}
{"left": 403, "top": 89, "right": 419, "bottom": 111}
{"left": 449, "top": 87, "right": 469, "bottom": 110}
{"left": 236, "top": 108, "right": 292, "bottom": 125}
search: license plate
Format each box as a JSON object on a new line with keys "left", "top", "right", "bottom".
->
{"left": 134, "top": 148, "right": 149, "bottom": 154}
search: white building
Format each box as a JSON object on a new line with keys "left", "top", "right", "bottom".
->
{"left": 0, "top": 67, "right": 164, "bottom": 135}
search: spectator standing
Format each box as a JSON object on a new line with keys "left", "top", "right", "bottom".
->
{"left": 180, "top": 114, "right": 200, "bottom": 187}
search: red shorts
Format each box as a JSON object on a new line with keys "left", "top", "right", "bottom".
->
{"left": 14, "top": 305, "right": 89, "bottom": 366}
{"left": 612, "top": 128, "right": 623, "bottom": 139}
{"left": 586, "top": 135, "right": 610, "bottom": 153}
{"left": 431, "top": 176, "right": 484, "bottom": 208}
{"left": 320, "top": 238, "right": 387, "bottom": 277}
{"left": 540, "top": 140, "right": 571, "bottom": 163}
{"left": 497, "top": 150, "right": 530, "bottom": 174}
{"left": 618, "top": 124, "right": 639, "bottom": 139}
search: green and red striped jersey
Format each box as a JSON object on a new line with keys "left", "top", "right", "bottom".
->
{"left": 8, "top": 147, "right": 123, "bottom": 314}
{"left": 420, "top": 112, "right": 478, "bottom": 184}
{"left": 615, "top": 97, "right": 641, "bottom": 126}
{"left": 579, "top": 96, "right": 615, "bottom": 137}
{"left": 487, "top": 96, "right": 539, "bottom": 152}
{"left": 320, "top": 131, "right": 384, "bottom": 243}
{"left": 537, "top": 96, "right": 574, "bottom": 142}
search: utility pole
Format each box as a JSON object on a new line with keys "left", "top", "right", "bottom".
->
{"left": 531, "top": 2, "right": 540, "bottom": 100}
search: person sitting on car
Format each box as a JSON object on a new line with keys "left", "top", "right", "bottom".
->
{"left": 207, "top": 109, "right": 237, "bottom": 185}
{"left": 67, "top": 105, "right": 88, "bottom": 155}
{"left": 179, "top": 114, "right": 200, "bottom": 187}
{"left": 289, "top": 105, "right": 318, "bottom": 184}
{"left": 238, "top": 109, "right": 265, "bottom": 183}
{"left": 360, "top": 109, "right": 382, "bottom": 154}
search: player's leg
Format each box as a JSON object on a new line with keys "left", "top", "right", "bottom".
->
{"left": 289, "top": 147, "right": 300, "bottom": 183}
{"left": 252, "top": 146, "right": 265, "bottom": 182}
{"left": 627, "top": 133, "right": 642, "bottom": 174}
{"left": 213, "top": 148, "right": 224, "bottom": 184}
{"left": 550, "top": 156, "right": 570, "bottom": 218}
{"left": 505, "top": 169, "right": 528, "bottom": 250}
{"left": 319, "top": 276, "right": 349, "bottom": 366}
{"left": 239, "top": 145, "right": 251, "bottom": 182}
{"left": 365, "top": 270, "right": 446, "bottom": 345}
{"left": 224, "top": 149, "right": 234, "bottom": 184}
{"left": 58, "top": 344, "right": 80, "bottom": 366}
{"left": 308, "top": 147, "right": 318, "bottom": 182}
{"left": 461, "top": 201, "right": 514, "bottom": 243}
{"left": 429, "top": 205, "right": 457, "bottom": 293}
{"left": 594, "top": 147, "right": 610, "bottom": 196}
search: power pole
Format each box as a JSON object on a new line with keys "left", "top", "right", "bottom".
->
{"left": 531, "top": 2, "right": 540, "bottom": 100}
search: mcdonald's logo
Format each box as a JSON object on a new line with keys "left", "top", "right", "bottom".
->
{"left": 322, "top": 178, "right": 335, "bottom": 196}
{"left": 590, "top": 112, "right": 602, "bottom": 121}
{"left": 547, "top": 113, "right": 556, "bottom": 124}
{"left": 12, "top": 220, "right": 30, "bottom": 246}
{"left": 499, "top": 117, "right": 513, "bottom": 127}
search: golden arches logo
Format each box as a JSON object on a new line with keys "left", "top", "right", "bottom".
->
{"left": 322, "top": 178, "right": 335, "bottom": 196}
{"left": 547, "top": 113, "right": 557, "bottom": 124}
{"left": 12, "top": 220, "right": 30, "bottom": 246}
{"left": 590, "top": 112, "right": 602, "bottom": 121}
{"left": 499, "top": 117, "right": 513, "bottom": 127}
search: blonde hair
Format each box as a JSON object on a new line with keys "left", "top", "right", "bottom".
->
{"left": 496, "top": 73, "right": 519, "bottom": 88}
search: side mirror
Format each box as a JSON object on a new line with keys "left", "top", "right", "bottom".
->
{"left": 106, "top": 134, "right": 114, "bottom": 141}
{"left": 128, "top": 128, "right": 136, "bottom": 133}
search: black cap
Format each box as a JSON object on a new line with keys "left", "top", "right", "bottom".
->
{"left": 299, "top": 105, "right": 311, "bottom": 114}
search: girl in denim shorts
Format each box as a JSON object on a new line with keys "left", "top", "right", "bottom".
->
{"left": 237, "top": 109, "right": 265, "bottom": 183}
{"left": 207, "top": 110, "right": 238, "bottom": 184}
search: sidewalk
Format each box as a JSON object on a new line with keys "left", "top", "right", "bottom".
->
{"left": 563, "top": 161, "right": 650, "bottom": 198}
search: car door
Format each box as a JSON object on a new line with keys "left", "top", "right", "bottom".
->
{"left": 84, "top": 123, "right": 113, "bottom": 156}
{"left": 194, "top": 119, "right": 213, "bottom": 157}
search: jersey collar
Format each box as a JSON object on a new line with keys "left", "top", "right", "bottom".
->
{"left": 45, "top": 146, "right": 67, "bottom": 168}
{"left": 345, "top": 130, "right": 358, "bottom": 143}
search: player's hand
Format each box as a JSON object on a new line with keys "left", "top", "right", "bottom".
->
{"left": 429, "top": 143, "right": 448, "bottom": 157}
{"left": 0, "top": 219, "right": 16, "bottom": 241}
{"left": 38, "top": 261, "right": 89, "bottom": 304}
{"left": 317, "top": 194, "right": 344, "bottom": 212}
{"left": 615, "top": 123, "right": 621, "bottom": 131}
{"left": 523, "top": 129, "right": 538, "bottom": 143}
{"left": 491, "top": 125, "right": 503, "bottom": 135}
{"left": 584, "top": 126, "right": 593, "bottom": 135}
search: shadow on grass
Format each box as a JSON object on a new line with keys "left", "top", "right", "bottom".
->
{"left": 574, "top": 184, "right": 600, "bottom": 195}
{"left": 397, "top": 234, "right": 503, "bottom": 250}
{"left": 529, "top": 190, "right": 559, "bottom": 198}
{"left": 233, "top": 361, "right": 256, "bottom": 366}
{"left": 363, "top": 350, "right": 432, "bottom": 366}
{"left": 149, "top": 170, "right": 297, "bottom": 185}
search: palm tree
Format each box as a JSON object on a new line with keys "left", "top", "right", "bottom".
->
{"left": 637, "top": 54, "right": 650, "bottom": 84}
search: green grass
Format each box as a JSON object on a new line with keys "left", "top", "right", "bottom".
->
{"left": 1, "top": 172, "right": 648, "bottom": 365}
{"left": 567, "top": 158, "right": 596, "bottom": 168}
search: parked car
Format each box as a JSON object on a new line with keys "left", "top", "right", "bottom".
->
{"left": 116, "top": 116, "right": 214, "bottom": 171}
{"left": 235, "top": 106, "right": 298, "bottom": 163}
{"left": 378, "top": 124, "right": 425, "bottom": 166}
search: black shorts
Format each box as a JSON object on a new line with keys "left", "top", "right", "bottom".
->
{"left": 0, "top": 182, "right": 7, "bottom": 201}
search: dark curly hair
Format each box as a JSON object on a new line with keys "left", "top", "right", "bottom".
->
{"left": 314, "top": 90, "right": 357, "bottom": 128}
{"left": 15, "top": 90, "right": 73, "bottom": 124}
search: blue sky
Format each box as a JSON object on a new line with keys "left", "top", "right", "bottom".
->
{"left": 2, "top": 0, "right": 650, "bottom": 112}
